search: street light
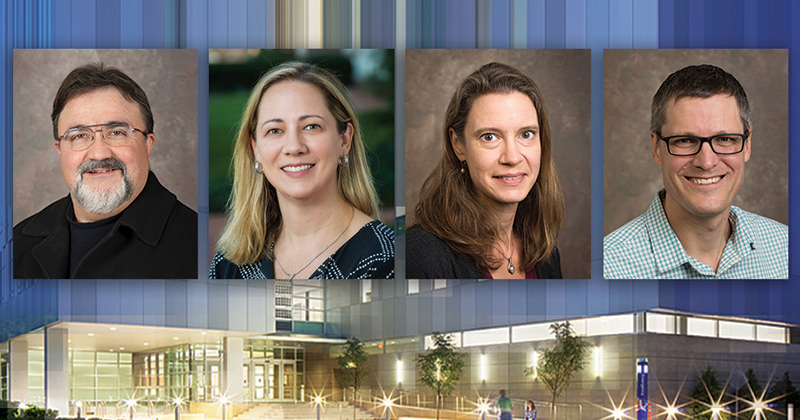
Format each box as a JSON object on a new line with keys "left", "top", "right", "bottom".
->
{"left": 172, "top": 397, "right": 184, "bottom": 420}
{"left": 216, "top": 396, "right": 230, "bottom": 420}
{"left": 123, "top": 399, "right": 137, "bottom": 420}
{"left": 476, "top": 397, "right": 492, "bottom": 420}
{"left": 311, "top": 393, "right": 325, "bottom": 420}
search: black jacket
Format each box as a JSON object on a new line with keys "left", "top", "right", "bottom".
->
{"left": 405, "top": 227, "right": 562, "bottom": 279}
{"left": 13, "top": 172, "right": 197, "bottom": 279}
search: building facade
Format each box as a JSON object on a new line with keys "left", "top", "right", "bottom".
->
{"left": 1, "top": 279, "right": 799, "bottom": 419}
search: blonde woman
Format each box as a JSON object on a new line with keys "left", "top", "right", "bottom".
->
{"left": 210, "top": 61, "right": 394, "bottom": 279}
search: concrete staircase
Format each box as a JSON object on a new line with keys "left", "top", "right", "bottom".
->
{"left": 233, "top": 402, "right": 381, "bottom": 420}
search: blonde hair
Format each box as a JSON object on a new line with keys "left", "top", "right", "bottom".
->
{"left": 216, "top": 61, "right": 378, "bottom": 265}
{"left": 412, "top": 62, "right": 565, "bottom": 272}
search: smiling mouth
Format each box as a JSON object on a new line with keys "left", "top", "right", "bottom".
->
{"left": 86, "top": 168, "right": 118, "bottom": 175}
{"left": 282, "top": 164, "right": 314, "bottom": 173}
{"left": 495, "top": 174, "right": 524, "bottom": 180}
{"left": 687, "top": 175, "right": 723, "bottom": 185}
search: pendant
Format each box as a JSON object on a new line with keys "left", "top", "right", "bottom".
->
{"left": 507, "top": 258, "right": 515, "bottom": 274}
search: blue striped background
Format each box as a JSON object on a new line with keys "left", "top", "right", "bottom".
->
{"left": 1, "top": 0, "right": 797, "bottom": 325}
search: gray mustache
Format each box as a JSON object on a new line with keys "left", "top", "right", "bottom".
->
{"left": 77, "top": 158, "right": 127, "bottom": 175}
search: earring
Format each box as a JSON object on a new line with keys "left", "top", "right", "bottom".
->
{"left": 460, "top": 161, "right": 466, "bottom": 174}
{"left": 338, "top": 155, "right": 349, "bottom": 166}
{"left": 254, "top": 161, "right": 263, "bottom": 174}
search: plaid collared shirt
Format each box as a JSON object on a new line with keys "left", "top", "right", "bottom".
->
{"left": 604, "top": 191, "right": 788, "bottom": 279}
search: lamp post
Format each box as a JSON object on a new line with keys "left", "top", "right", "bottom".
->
{"left": 217, "top": 396, "right": 230, "bottom": 420}
{"left": 172, "top": 398, "right": 184, "bottom": 420}
{"left": 124, "top": 399, "right": 137, "bottom": 420}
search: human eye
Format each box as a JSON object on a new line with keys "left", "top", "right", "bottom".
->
{"left": 714, "top": 135, "right": 737, "bottom": 144}
{"left": 520, "top": 130, "right": 537, "bottom": 140}
{"left": 479, "top": 133, "right": 498, "bottom": 142}
{"left": 105, "top": 125, "right": 130, "bottom": 137}
{"left": 304, "top": 123, "right": 321, "bottom": 131}
{"left": 265, "top": 128, "right": 282, "bottom": 136}
{"left": 670, "top": 137, "right": 697, "bottom": 147}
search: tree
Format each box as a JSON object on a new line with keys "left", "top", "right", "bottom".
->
{"left": 338, "top": 337, "right": 368, "bottom": 420}
{"left": 524, "top": 322, "right": 591, "bottom": 420}
{"left": 688, "top": 365, "right": 729, "bottom": 420}
{"left": 766, "top": 372, "right": 800, "bottom": 420}
{"left": 418, "top": 333, "right": 465, "bottom": 420}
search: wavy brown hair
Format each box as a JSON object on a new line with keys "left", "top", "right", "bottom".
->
{"left": 412, "top": 62, "right": 565, "bottom": 272}
{"left": 216, "top": 61, "right": 378, "bottom": 265}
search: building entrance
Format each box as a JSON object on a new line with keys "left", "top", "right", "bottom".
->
{"left": 244, "top": 342, "right": 303, "bottom": 402}
{"left": 248, "top": 360, "right": 297, "bottom": 401}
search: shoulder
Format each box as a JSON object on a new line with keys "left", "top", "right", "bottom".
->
{"left": 534, "top": 247, "right": 562, "bottom": 279}
{"left": 14, "top": 196, "right": 70, "bottom": 237}
{"left": 405, "top": 226, "right": 482, "bottom": 279}
{"left": 732, "top": 206, "right": 788, "bottom": 242}
{"left": 603, "top": 212, "right": 649, "bottom": 253}
{"left": 731, "top": 207, "right": 788, "bottom": 272}
{"left": 603, "top": 211, "right": 656, "bottom": 279}
{"left": 319, "top": 220, "right": 395, "bottom": 279}
{"left": 209, "top": 251, "right": 269, "bottom": 279}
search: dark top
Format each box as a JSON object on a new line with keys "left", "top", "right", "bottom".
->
{"left": 14, "top": 171, "right": 198, "bottom": 279}
{"left": 67, "top": 204, "right": 121, "bottom": 276}
{"left": 405, "top": 226, "right": 562, "bottom": 279}
{"left": 210, "top": 220, "right": 395, "bottom": 279}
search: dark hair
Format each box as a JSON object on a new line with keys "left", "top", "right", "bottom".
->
{"left": 412, "top": 62, "right": 565, "bottom": 272}
{"left": 51, "top": 63, "right": 154, "bottom": 139}
{"left": 651, "top": 64, "right": 751, "bottom": 134}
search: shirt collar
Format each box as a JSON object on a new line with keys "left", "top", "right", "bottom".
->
{"left": 646, "top": 190, "right": 754, "bottom": 276}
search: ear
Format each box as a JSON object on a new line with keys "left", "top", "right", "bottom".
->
{"left": 144, "top": 133, "right": 155, "bottom": 158}
{"left": 743, "top": 128, "right": 752, "bottom": 162}
{"left": 54, "top": 141, "right": 62, "bottom": 156}
{"left": 340, "top": 122, "right": 354, "bottom": 155}
{"left": 651, "top": 131, "right": 662, "bottom": 166}
{"left": 450, "top": 128, "right": 466, "bottom": 161}
{"left": 250, "top": 134, "right": 261, "bottom": 164}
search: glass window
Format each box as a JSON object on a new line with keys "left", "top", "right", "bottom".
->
{"left": 408, "top": 279, "right": 419, "bottom": 294}
{"left": 757, "top": 325, "right": 786, "bottom": 343}
{"left": 687, "top": 317, "right": 717, "bottom": 338}
{"left": 586, "top": 314, "right": 634, "bottom": 337}
{"left": 433, "top": 279, "right": 447, "bottom": 290}
{"left": 362, "top": 279, "right": 372, "bottom": 302}
{"left": 646, "top": 313, "right": 676, "bottom": 334}
{"left": 463, "top": 327, "right": 509, "bottom": 347}
{"left": 718, "top": 321, "right": 755, "bottom": 340}
{"left": 511, "top": 323, "right": 552, "bottom": 343}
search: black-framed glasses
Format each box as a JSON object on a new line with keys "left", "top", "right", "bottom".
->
{"left": 58, "top": 123, "right": 148, "bottom": 151}
{"left": 657, "top": 130, "right": 749, "bottom": 156}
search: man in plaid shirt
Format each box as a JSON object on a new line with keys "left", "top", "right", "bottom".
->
{"left": 604, "top": 64, "right": 787, "bottom": 279}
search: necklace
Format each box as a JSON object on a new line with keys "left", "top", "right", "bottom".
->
{"left": 492, "top": 233, "right": 515, "bottom": 274}
{"left": 272, "top": 207, "right": 355, "bottom": 280}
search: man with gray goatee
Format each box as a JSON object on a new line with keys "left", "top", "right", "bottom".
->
{"left": 14, "top": 63, "right": 197, "bottom": 279}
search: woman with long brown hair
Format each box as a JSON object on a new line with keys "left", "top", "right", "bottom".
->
{"left": 407, "top": 62, "right": 564, "bottom": 279}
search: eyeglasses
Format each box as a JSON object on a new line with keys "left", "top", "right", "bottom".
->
{"left": 657, "top": 131, "right": 749, "bottom": 156}
{"left": 58, "top": 123, "right": 148, "bottom": 151}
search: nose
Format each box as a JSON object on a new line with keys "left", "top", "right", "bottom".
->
{"left": 283, "top": 128, "right": 308, "bottom": 155}
{"left": 499, "top": 139, "right": 523, "bottom": 165}
{"left": 84, "top": 129, "right": 114, "bottom": 157}
{"left": 691, "top": 141, "right": 720, "bottom": 170}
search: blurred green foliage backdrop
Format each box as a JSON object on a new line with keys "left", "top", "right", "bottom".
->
{"left": 209, "top": 49, "right": 394, "bottom": 220}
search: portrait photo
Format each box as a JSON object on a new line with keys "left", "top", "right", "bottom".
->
{"left": 405, "top": 49, "right": 591, "bottom": 279}
{"left": 208, "top": 49, "right": 395, "bottom": 280}
{"left": 13, "top": 49, "right": 198, "bottom": 279}
{"left": 603, "top": 49, "right": 788, "bottom": 279}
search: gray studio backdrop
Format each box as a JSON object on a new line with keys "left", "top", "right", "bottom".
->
{"left": 405, "top": 49, "right": 591, "bottom": 279}
{"left": 603, "top": 50, "right": 788, "bottom": 236}
{"left": 13, "top": 49, "right": 198, "bottom": 225}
